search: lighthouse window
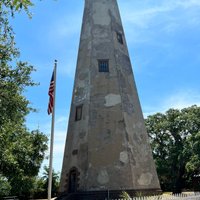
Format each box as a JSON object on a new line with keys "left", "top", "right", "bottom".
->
{"left": 117, "top": 32, "right": 123, "bottom": 44}
{"left": 98, "top": 60, "right": 109, "bottom": 72}
{"left": 75, "top": 105, "right": 83, "bottom": 121}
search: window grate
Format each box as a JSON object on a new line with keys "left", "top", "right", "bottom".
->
{"left": 98, "top": 60, "right": 109, "bottom": 72}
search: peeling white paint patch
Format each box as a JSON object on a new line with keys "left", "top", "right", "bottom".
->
{"left": 120, "top": 151, "right": 128, "bottom": 164}
{"left": 93, "top": 2, "right": 110, "bottom": 25}
{"left": 97, "top": 169, "right": 109, "bottom": 184}
{"left": 138, "top": 172, "right": 153, "bottom": 186}
{"left": 104, "top": 94, "right": 121, "bottom": 107}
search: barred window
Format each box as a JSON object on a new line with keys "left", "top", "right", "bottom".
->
{"left": 98, "top": 60, "right": 109, "bottom": 72}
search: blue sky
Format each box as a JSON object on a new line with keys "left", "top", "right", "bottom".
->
{"left": 12, "top": 0, "right": 200, "bottom": 174}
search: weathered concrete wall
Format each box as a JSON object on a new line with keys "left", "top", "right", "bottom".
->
{"left": 59, "top": 0, "right": 160, "bottom": 194}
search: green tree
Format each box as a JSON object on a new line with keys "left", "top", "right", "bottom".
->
{"left": 0, "top": 174, "right": 11, "bottom": 197}
{"left": 145, "top": 105, "right": 200, "bottom": 193}
{"left": 0, "top": 0, "right": 48, "bottom": 197}
{"left": 120, "top": 191, "right": 131, "bottom": 200}
{"left": 0, "top": 0, "right": 34, "bottom": 16}
{"left": 41, "top": 166, "right": 60, "bottom": 197}
{"left": 0, "top": 129, "right": 48, "bottom": 196}
{"left": 33, "top": 166, "right": 60, "bottom": 199}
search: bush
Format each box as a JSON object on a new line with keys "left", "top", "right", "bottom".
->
{"left": 0, "top": 174, "right": 11, "bottom": 197}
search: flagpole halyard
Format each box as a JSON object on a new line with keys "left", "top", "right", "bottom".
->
{"left": 48, "top": 60, "right": 57, "bottom": 200}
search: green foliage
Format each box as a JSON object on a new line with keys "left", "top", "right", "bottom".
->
{"left": 120, "top": 191, "right": 131, "bottom": 200}
{"left": 33, "top": 166, "right": 60, "bottom": 198}
{"left": 0, "top": 0, "right": 34, "bottom": 17}
{"left": 0, "top": 174, "right": 11, "bottom": 197}
{"left": 145, "top": 105, "right": 200, "bottom": 193}
{"left": 0, "top": 125, "right": 48, "bottom": 196}
{"left": 41, "top": 166, "right": 60, "bottom": 197}
{"left": 0, "top": 0, "right": 48, "bottom": 197}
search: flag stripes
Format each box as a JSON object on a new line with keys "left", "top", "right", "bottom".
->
{"left": 48, "top": 71, "right": 55, "bottom": 115}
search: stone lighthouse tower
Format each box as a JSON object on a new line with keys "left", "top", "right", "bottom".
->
{"left": 59, "top": 0, "right": 161, "bottom": 199}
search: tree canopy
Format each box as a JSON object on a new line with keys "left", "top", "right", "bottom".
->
{"left": 0, "top": 0, "right": 48, "bottom": 197}
{"left": 145, "top": 105, "right": 200, "bottom": 193}
{"left": 33, "top": 166, "right": 59, "bottom": 199}
{"left": 0, "top": 0, "right": 34, "bottom": 16}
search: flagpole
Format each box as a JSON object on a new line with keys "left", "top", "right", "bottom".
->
{"left": 48, "top": 60, "right": 57, "bottom": 200}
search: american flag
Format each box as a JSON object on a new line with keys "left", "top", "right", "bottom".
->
{"left": 48, "top": 71, "right": 55, "bottom": 115}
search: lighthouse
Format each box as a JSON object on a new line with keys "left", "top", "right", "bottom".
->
{"left": 59, "top": 0, "right": 161, "bottom": 199}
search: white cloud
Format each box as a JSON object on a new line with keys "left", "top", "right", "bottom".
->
{"left": 42, "top": 116, "right": 68, "bottom": 173}
{"left": 57, "top": 55, "right": 77, "bottom": 78}
{"left": 51, "top": 16, "right": 82, "bottom": 39}
{"left": 56, "top": 116, "right": 68, "bottom": 124}
{"left": 143, "top": 89, "right": 200, "bottom": 117}
{"left": 54, "top": 142, "right": 66, "bottom": 155}
{"left": 55, "top": 116, "right": 69, "bottom": 128}
{"left": 175, "top": 0, "right": 200, "bottom": 8}
{"left": 54, "top": 130, "right": 67, "bottom": 143}
{"left": 162, "top": 90, "right": 200, "bottom": 110}
{"left": 120, "top": 0, "right": 200, "bottom": 44}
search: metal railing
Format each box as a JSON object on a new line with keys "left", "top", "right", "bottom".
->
{"left": 107, "top": 193, "right": 200, "bottom": 200}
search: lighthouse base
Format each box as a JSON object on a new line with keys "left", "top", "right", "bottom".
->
{"left": 57, "top": 188, "right": 162, "bottom": 200}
